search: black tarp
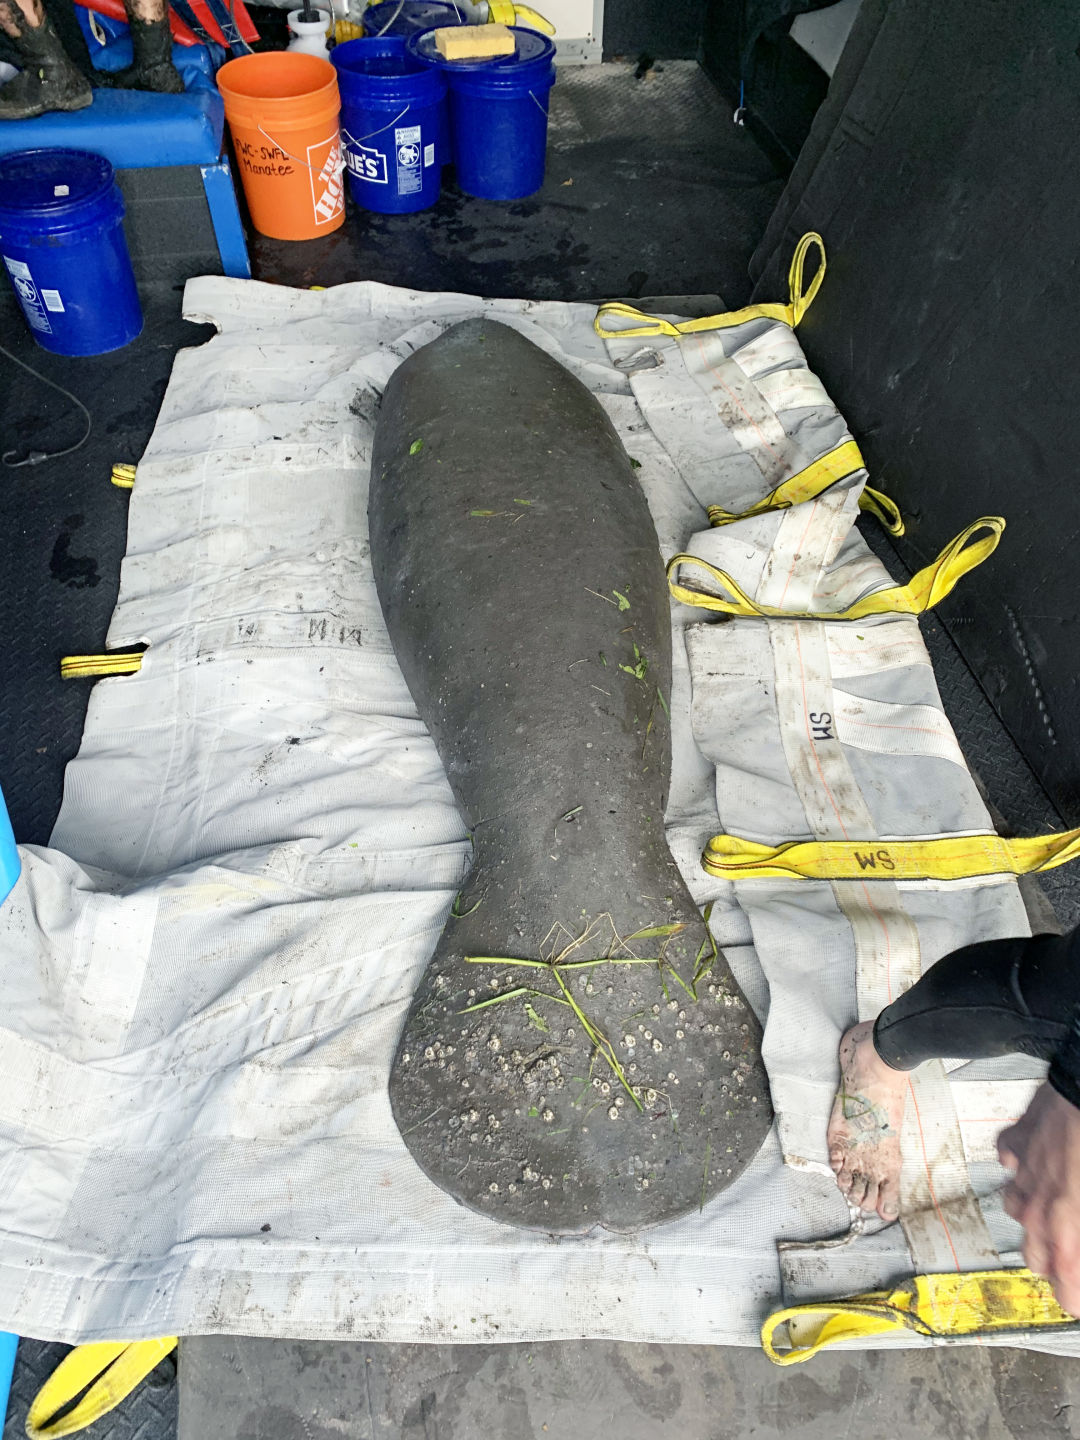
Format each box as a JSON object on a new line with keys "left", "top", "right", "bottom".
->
{"left": 752, "top": 0, "right": 1080, "bottom": 819}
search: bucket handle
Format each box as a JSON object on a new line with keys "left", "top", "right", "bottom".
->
{"left": 369, "top": 0, "right": 462, "bottom": 35}
{"left": 340, "top": 104, "right": 412, "bottom": 147}
{"left": 256, "top": 124, "right": 346, "bottom": 176}
{"left": 529, "top": 91, "right": 548, "bottom": 115}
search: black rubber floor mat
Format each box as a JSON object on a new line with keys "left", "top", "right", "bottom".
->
{"left": 248, "top": 61, "right": 787, "bottom": 307}
{"left": 0, "top": 287, "right": 214, "bottom": 848}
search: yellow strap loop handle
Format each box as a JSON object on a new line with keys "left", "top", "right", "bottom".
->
{"left": 705, "top": 439, "right": 905, "bottom": 538}
{"left": 668, "top": 516, "right": 1004, "bottom": 622}
{"left": 787, "top": 230, "right": 825, "bottom": 326}
{"left": 761, "top": 1270, "right": 1076, "bottom": 1366}
{"left": 26, "top": 1338, "right": 177, "bottom": 1438}
{"left": 595, "top": 231, "right": 826, "bottom": 340}
{"left": 857, "top": 484, "right": 905, "bottom": 536}
{"left": 60, "top": 651, "right": 144, "bottom": 680}
{"left": 110, "top": 463, "right": 136, "bottom": 489}
{"left": 510, "top": 3, "right": 556, "bottom": 31}
{"left": 702, "top": 827, "right": 1080, "bottom": 883}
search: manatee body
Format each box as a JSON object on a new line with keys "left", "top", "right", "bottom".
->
{"left": 369, "top": 319, "right": 771, "bottom": 1233}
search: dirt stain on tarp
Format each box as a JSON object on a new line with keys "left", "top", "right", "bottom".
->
{"left": 50, "top": 514, "right": 99, "bottom": 589}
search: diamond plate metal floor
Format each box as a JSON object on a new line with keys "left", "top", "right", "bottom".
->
{"left": 0, "top": 290, "right": 215, "bottom": 849}
{"left": 249, "top": 60, "right": 787, "bottom": 308}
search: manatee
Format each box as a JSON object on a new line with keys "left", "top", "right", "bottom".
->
{"left": 369, "top": 319, "right": 772, "bottom": 1233}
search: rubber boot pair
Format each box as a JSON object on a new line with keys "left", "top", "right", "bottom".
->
{"left": 0, "top": 10, "right": 182, "bottom": 120}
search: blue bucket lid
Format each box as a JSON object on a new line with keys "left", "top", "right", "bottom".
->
{"left": 0, "top": 148, "right": 115, "bottom": 225}
{"left": 333, "top": 34, "right": 445, "bottom": 100}
{"left": 364, "top": 1, "right": 466, "bottom": 37}
{"left": 408, "top": 24, "right": 556, "bottom": 75}
{"left": 333, "top": 34, "right": 418, "bottom": 75}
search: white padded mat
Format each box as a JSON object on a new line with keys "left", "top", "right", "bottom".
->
{"left": 0, "top": 278, "right": 1062, "bottom": 1351}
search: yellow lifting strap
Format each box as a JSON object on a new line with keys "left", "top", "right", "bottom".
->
{"left": 595, "top": 231, "right": 826, "bottom": 340}
{"left": 702, "top": 827, "right": 1080, "bottom": 883}
{"left": 668, "top": 515, "right": 1004, "bottom": 622}
{"left": 857, "top": 484, "right": 905, "bottom": 536}
{"left": 60, "top": 651, "right": 144, "bottom": 680}
{"left": 705, "top": 440, "right": 905, "bottom": 538}
{"left": 488, "top": 1, "right": 556, "bottom": 33}
{"left": 25, "top": 1338, "right": 177, "bottom": 1438}
{"left": 761, "top": 1269, "right": 1077, "bottom": 1366}
{"left": 110, "top": 463, "right": 136, "bottom": 489}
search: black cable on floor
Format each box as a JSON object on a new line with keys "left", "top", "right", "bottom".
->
{"left": 1, "top": 342, "right": 92, "bottom": 470}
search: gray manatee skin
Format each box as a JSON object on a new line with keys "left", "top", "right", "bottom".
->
{"left": 369, "top": 319, "right": 771, "bottom": 1234}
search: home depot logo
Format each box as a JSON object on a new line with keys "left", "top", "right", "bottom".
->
{"left": 307, "top": 133, "right": 344, "bottom": 226}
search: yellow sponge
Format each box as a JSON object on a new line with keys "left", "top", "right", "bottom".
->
{"left": 434, "top": 23, "right": 516, "bottom": 60}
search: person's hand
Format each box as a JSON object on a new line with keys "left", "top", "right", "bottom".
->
{"left": 998, "top": 1082, "right": 1080, "bottom": 1317}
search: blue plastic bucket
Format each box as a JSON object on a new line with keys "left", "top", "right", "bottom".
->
{"left": 363, "top": 2, "right": 465, "bottom": 38}
{"left": 0, "top": 149, "right": 141, "bottom": 357}
{"left": 408, "top": 27, "right": 556, "bottom": 200}
{"left": 333, "top": 36, "right": 446, "bottom": 212}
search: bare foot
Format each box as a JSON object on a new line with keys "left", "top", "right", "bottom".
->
{"left": 827, "top": 1020, "right": 906, "bottom": 1221}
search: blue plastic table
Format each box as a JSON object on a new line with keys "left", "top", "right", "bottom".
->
{"left": 0, "top": 42, "right": 249, "bottom": 279}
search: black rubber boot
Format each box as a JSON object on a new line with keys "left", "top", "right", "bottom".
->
{"left": 97, "top": 14, "right": 183, "bottom": 94}
{"left": 0, "top": 14, "right": 92, "bottom": 120}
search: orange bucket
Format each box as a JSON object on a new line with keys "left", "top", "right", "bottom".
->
{"left": 217, "top": 52, "right": 345, "bottom": 241}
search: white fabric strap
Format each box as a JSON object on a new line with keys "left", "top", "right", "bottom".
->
{"left": 727, "top": 325, "right": 808, "bottom": 380}
{"left": 831, "top": 690, "right": 969, "bottom": 768}
{"left": 824, "top": 618, "right": 930, "bottom": 680}
{"left": 757, "top": 487, "right": 861, "bottom": 614}
{"left": 754, "top": 367, "right": 833, "bottom": 416}
{"left": 767, "top": 620, "right": 997, "bottom": 1268}
{"left": 678, "top": 329, "right": 802, "bottom": 482}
